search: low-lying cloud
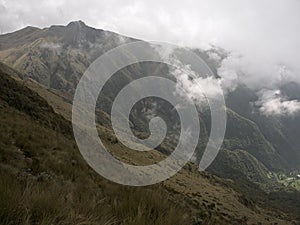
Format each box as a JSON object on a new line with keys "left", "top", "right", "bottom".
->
{"left": 173, "top": 65, "right": 222, "bottom": 103}
{"left": 255, "top": 89, "right": 300, "bottom": 116}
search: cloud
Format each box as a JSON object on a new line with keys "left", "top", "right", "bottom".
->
{"left": 1, "top": 0, "right": 300, "bottom": 116}
{"left": 172, "top": 65, "right": 222, "bottom": 103}
{"left": 217, "top": 51, "right": 297, "bottom": 92}
{"left": 255, "top": 89, "right": 300, "bottom": 116}
{"left": 1, "top": 1, "right": 298, "bottom": 79}
{"left": 154, "top": 45, "right": 222, "bottom": 105}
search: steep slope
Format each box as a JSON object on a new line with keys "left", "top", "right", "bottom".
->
{"left": 1, "top": 60, "right": 299, "bottom": 224}
{"left": 0, "top": 62, "right": 71, "bottom": 135}
{"left": 209, "top": 149, "right": 273, "bottom": 188}
{"left": 223, "top": 109, "right": 287, "bottom": 171}
{"left": 0, "top": 63, "right": 192, "bottom": 225}
{"left": 226, "top": 85, "right": 300, "bottom": 170}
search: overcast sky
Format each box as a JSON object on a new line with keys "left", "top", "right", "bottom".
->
{"left": 1, "top": 0, "right": 300, "bottom": 115}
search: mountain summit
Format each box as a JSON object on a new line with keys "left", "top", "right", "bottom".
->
{"left": 0, "top": 21, "right": 132, "bottom": 90}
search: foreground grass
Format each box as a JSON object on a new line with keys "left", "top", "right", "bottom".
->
{"left": 0, "top": 105, "right": 190, "bottom": 225}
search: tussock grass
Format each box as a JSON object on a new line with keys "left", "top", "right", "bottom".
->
{"left": 0, "top": 106, "right": 190, "bottom": 225}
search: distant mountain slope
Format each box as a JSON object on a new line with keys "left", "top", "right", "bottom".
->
{"left": 210, "top": 149, "right": 272, "bottom": 187}
{"left": 223, "top": 109, "right": 287, "bottom": 171}
{"left": 226, "top": 85, "right": 300, "bottom": 170}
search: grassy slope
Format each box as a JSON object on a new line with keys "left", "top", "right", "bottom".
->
{"left": 0, "top": 62, "right": 297, "bottom": 224}
{"left": 0, "top": 63, "right": 192, "bottom": 225}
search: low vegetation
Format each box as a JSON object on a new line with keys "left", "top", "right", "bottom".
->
{"left": 0, "top": 103, "right": 190, "bottom": 225}
{"left": 0, "top": 62, "right": 299, "bottom": 224}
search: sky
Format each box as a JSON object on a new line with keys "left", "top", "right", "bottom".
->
{"left": 1, "top": 0, "right": 300, "bottom": 115}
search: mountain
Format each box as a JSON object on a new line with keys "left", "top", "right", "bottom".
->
{"left": 0, "top": 21, "right": 299, "bottom": 223}
{"left": 0, "top": 21, "right": 135, "bottom": 92}
{"left": 1, "top": 20, "right": 298, "bottom": 176}
{"left": 226, "top": 84, "right": 300, "bottom": 171}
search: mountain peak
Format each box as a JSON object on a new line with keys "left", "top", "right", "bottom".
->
{"left": 67, "top": 20, "right": 87, "bottom": 28}
{"left": 64, "top": 20, "right": 95, "bottom": 45}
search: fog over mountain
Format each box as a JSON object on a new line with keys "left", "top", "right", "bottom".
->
{"left": 1, "top": 0, "right": 299, "bottom": 116}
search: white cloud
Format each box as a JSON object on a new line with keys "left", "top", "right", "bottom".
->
{"left": 256, "top": 89, "right": 300, "bottom": 116}
{"left": 217, "top": 51, "right": 297, "bottom": 92}
{"left": 154, "top": 45, "right": 222, "bottom": 104}
{"left": 207, "top": 52, "right": 221, "bottom": 62}
{"left": 173, "top": 64, "right": 222, "bottom": 103}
